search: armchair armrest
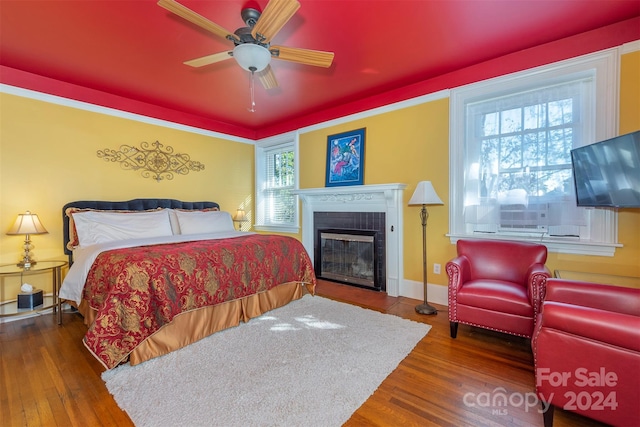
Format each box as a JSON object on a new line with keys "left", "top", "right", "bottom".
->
{"left": 545, "top": 278, "right": 640, "bottom": 316}
{"left": 446, "top": 255, "right": 471, "bottom": 292}
{"left": 526, "top": 263, "right": 552, "bottom": 315}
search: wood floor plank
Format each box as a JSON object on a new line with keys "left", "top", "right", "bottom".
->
{"left": 39, "top": 346, "right": 81, "bottom": 426}
{"left": 1, "top": 336, "right": 27, "bottom": 426}
{"left": 0, "top": 280, "right": 608, "bottom": 426}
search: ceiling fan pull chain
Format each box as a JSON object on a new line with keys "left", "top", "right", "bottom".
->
{"left": 248, "top": 67, "right": 257, "bottom": 112}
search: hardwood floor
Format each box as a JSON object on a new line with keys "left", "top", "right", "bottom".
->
{"left": 1, "top": 280, "right": 605, "bottom": 427}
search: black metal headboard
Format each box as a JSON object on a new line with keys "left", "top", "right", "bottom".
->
{"left": 62, "top": 198, "right": 219, "bottom": 264}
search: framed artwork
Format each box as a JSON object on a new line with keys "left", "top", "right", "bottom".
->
{"left": 325, "top": 128, "right": 366, "bottom": 187}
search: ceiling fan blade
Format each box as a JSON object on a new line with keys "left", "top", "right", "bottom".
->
{"left": 258, "top": 66, "right": 279, "bottom": 90}
{"left": 251, "top": 0, "right": 300, "bottom": 44}
{"left": 184, "top": 51, "right": 233, "bottom": 68}
{"left": 270, "top": 45, "right": 334, "bottom": 68}
{"left": 158, "top": 0, "right": 238, "bottom": 43}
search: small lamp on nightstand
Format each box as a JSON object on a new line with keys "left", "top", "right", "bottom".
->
{"left": 6, "top": 210, "right": 48, "bottom": 269}
{"left": 233, "top": 208, "right": 248, "bottom": 231}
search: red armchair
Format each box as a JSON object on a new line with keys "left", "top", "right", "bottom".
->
{"left": 532, "top": 279, "right": 640, "bottom": 427}
{"left": 446, "top": 239, "right": 551, "bottom": 339}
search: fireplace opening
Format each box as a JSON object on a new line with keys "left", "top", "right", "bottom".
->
{"left": 317, "top": 228, "right": 379, "bottom": 290}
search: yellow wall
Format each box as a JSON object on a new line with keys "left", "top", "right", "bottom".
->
{"left": 0, "top": 94, "right": 254, "bottom": 297}
{"left": 620, "top": 51, "right": 640, "bottom": 136}
{"left": 299, "top": 50, "right": 640, "bottom": 291}
{"left": 1, "top": 50, "right": 638, "bottom": 303}
{"left": 299, "top": 98, "right": 452, "bottom": 288}
{"left": 549, "top": 50, "right": 640, "bottom": 278}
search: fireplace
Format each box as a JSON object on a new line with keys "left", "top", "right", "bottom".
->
{"left": 292, "top": 184, "right": 406, "bottom": 296}
{"left": 318, "top": 229, "right": 377, "bottom": 289}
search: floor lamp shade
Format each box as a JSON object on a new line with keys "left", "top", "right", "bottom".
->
{"left": 409, "top": 181, "right": 444, "bottom": 206}
{"left": 408, "top": 181, "right": 443, "bottom": 315}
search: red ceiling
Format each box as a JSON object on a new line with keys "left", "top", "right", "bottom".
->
{"left": 1, "top": 1, "right": 639, "bottom": 139}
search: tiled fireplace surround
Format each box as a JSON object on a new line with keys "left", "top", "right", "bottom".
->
{"left": 293, "top": 184, "right": 406, "bottom": 297}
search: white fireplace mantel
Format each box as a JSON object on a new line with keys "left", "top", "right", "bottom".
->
{"left": 292, "top": 184, "right": 407, "bottom": 296}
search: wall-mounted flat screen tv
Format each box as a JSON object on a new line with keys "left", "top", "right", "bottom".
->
{"left": 571, "top": 130, "right": 640, "bottom": 208}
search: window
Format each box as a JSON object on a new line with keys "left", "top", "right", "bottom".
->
{"left": 450, "top": 49, "right": 620, "bottom": 256}
{"left": 255, "top": 132, "right": 299, "bottom": 233}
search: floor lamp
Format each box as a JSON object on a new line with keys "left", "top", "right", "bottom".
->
{"left": 408, "top": 181, "right": 443, "bottom": 315}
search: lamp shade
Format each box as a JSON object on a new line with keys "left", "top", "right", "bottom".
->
{"left": 6, "top": 211, "right": 48, "bottom": 235}
{"left": 233, "top": 209, "right": 247, "bottom": 222}
{"left": 408, "top": 181, "right": 444, "bottom": 206}
{"left": 233, "top": 44, "right": 271, "bottom": 72}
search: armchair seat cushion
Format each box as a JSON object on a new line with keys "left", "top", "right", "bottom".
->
{"left": 457, "top": 280, "right": 533, "bottom": 317}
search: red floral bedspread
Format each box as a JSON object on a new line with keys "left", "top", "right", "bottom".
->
{"left": 81, "top": 234, "right": 316, "bottom": 368}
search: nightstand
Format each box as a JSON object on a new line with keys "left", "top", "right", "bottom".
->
{"left": 0, "top": 260, "right": 68, "bottom": 324}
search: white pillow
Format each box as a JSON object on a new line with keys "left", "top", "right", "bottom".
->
{"left": 72, "top": 210, "right": 173, "bottom": 247}
{"left": 174, "top": 210, "right": 234, "bottom": 235}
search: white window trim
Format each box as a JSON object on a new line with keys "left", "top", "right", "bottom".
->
{"left": 254, "top": 131, "right": 300, "bottom": 233}
{"left": 449, "top": 48, "right": 622, "bottom": 256}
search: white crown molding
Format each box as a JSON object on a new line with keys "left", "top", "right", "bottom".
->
{"left": 4, "top": 38, "right": 636, "bottom": 145}
{"left": 0, "top": 83, "right": 255, "bottom": 145}
{"left": 295, "top": 90, "right": 450, "bottom": 137}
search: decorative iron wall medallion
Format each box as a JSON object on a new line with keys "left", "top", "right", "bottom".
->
{"left": 97, "top": 141, "right": 205, "bottom": 182}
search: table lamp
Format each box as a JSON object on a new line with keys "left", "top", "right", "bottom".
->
{"left": 6, "top": 210, "right": 48, "bottom": 268}
{"left": 233, "top": 208, "right": 248, "bottom": 230}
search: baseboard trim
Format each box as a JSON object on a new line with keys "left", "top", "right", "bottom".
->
{"left": 400, "top": 279, "right": 448, "bottom": 306}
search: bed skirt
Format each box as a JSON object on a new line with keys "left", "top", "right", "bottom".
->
{"left": 77, "top": 281, "right": 314, "bottom": 367}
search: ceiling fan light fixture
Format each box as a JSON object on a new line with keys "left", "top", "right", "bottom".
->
{"left": 233, "top": 44, "right": 271, "bottom": 72}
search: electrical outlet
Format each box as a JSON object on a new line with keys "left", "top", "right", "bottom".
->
{"left": 434, "top": 263, "right": 441, "bottom": 274}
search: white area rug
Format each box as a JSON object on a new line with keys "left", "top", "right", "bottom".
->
{"left": 102, "top": 294, "right": 431, "bottom": 427}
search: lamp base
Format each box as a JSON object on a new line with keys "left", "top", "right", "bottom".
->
{"left": 415, "top": 302, "right": 438, "bottom": 315}
{"left": 17, "top": 259, "right": 36, "bottom": 269}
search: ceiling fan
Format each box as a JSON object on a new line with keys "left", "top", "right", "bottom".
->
{"left": 158, "top": 0, "right": 335, "bottom": 91}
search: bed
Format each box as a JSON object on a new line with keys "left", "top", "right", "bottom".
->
{"left": 58, "top": 199, "right": 316, "bottom": 370}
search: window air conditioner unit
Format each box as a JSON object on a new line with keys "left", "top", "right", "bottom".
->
{"left": 499, "top": 203, "right": 548, "bottom": 231}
